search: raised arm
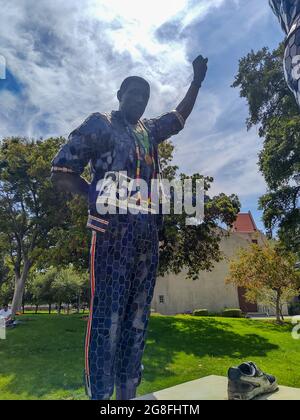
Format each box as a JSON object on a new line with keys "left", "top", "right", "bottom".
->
{"left": 176, "top": 55, "right": 208, "bottom": 122}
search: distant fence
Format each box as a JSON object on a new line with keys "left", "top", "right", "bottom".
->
{"left": 20, "top": 304, "right": 87, "bottom": 313}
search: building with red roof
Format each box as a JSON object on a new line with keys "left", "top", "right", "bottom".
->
{"left": 152, "top": 211, "right": 287, "bottom": 316}
{"left": 232, "top": 211, "right": 258, "bottom": 233}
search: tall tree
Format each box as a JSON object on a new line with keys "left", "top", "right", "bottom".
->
{"left": 0, "top": 137, "right": 72, "bottom": 316}
{"left": 233, "top": 44, "right": 300, "bottom": 255}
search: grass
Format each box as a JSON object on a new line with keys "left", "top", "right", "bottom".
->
{"left": 0, "top": 313, "right": 299, "bottom": 400}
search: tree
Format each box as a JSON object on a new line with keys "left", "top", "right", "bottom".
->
{"left": 22, "top": 275, "right": 36, "bottom": 313}
{"left": 258, "top": 116, "right": 300, "bottom": 254}
{"left": 226, "top": 241, "right": 299, "bottom": 323}
{"left": 0, "top": 240, "right": 9, "bottom": 289}
{"left": 42, "top": 194, "right": 90, "bottom": 271}
{"left": 252, "top": 286, "right": 297, "bottom": 319}
{"left": 27, "top": 266, "right": 89, "bottom": 314}
{"left": 0, "top": 236, "right": 14, "bottom": 306}
{"left": 0, "top": 277, "right": 14, "bottom": 307}
{"left": 31, "top": 267, "right": 58, "bottom": 314}
{"left": 0, "top": 137, "right": 74, "bottom": 316}
{"left": 232, "top": 44, "right": 300, "bottom": 256}
{"left": 52, "top": 265, "right": 88, "bottom": 314}
{"left": 157, "top": 142, "right": 241, "bottom": 279}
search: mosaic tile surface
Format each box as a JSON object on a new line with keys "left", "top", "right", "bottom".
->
{"left": 85, "top": 214, "right": 159, "bottom": 400}
{"left": 270, "top": 1, "right": 300, "bottom": 106}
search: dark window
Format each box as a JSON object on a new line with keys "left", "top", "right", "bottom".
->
{"left": 159, "top": 295, "right": 165, "bottom": 304}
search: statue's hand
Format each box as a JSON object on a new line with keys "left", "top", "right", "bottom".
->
{"left": 193, "top": 55, "right": 208, "bottom": 86}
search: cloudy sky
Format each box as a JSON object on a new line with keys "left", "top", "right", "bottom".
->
{"left": 0, "top": 0, "right": 284, "bottom": 230}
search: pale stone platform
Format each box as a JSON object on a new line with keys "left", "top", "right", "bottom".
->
{"left": 134, "top": 375, "right": 300, "bottom": 400}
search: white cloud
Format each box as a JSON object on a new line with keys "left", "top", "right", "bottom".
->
{"left": 0, "top": 0, "right": 280, "bottom": 220}
{"left": 173, "top": 119, "right": 267, "bottom": 198}
{"left": 0, "top": 0, "right": 228, "bottom": 138}
{"left": 90, "top": 0, "right": 226, "bottom": 34}
{"left": 91, "top": 0, "right": 189, "bottom": 27}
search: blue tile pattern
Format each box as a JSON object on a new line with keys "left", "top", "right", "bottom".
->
{"left": 284, "top": 21, "right": 300, "bottom": 106}
{"left": 51, "top": 109, "right": 184, "bottom": 400}
{"left": 270, "top": 1, "right": 300, "bottom": 106}
{"left": 85, "top": 213, "right": 159, "bottom": 400}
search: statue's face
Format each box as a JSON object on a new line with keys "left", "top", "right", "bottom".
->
{"left": 118, "top": 80, "right": 150, "bottom": 124}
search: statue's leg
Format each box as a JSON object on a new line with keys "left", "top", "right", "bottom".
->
{"left": 115, "top": 219, "right": 159, "bottom": 400}
{"left": 84, "top": 221, "right": 135, "bottom": 400}
{"left": 284, "top": 19, "right": 300, "bottom": 106}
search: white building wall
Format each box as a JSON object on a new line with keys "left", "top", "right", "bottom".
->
{"left": 152, "top": 232, "right": 251, "bottom": 315}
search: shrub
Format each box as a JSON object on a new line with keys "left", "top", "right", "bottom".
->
{"left": 222, "top": 309, "right": 242, "bottom": 318}
{"left": 193, "top": 309, "right": 209, "bottom": 317}
{"left": 289, "top": 303, "right": 300, "bottom": 316}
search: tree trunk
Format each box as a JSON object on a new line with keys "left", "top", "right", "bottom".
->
{"left": 11, "top": 278, "right": 24, "bottom": 317}
{"left": 77, "top": 295, "right": 80, "bottom": 314}
{"left": 279, "top": 305, "right": 284, "bottom": 322}
{"left": 35, "top": 304, "right": 39, "bottom": 314}
{"left": 67, "top": 303, "right": 70, "bottom": 314}
{"left": 48, "top": 304, "right": 51, "bottom": 314}
{"left": 276, "top": 290, "right": 282, "bottom": 324}
{"left": 11, "top": 261, "right": 31, "bottom": 317}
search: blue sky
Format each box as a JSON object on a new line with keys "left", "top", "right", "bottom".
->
{"left": 0, "top": 0, "right": 284, "bottom": 231}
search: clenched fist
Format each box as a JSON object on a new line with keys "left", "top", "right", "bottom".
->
{"left": 193, "top": 55, "right": 208, "bottom": 87}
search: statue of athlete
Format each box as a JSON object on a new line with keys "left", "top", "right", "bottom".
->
{"left": 51, "top": 55, "right": 208, "bottom": 400}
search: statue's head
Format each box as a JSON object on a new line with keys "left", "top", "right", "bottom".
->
{"left": 117, "top": 76, "right": 150, "bottom": 124}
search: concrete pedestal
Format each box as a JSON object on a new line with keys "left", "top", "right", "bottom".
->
{"left": 134, "top": 375, "right": 300, "bottom": 400}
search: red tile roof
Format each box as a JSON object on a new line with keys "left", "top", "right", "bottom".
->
{"left": 233, "top": 212, "right": 257, "bottom": 233}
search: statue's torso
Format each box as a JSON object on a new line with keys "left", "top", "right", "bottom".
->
{"left": 88, "top": 111, "right": 157, "bottom": 185}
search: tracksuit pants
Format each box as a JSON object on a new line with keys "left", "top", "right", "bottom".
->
{"left": 84, "top": 213, "right": 159, "bottom": 400}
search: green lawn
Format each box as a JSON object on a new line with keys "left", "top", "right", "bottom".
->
{"left": 0, "top": 314, "right": 299, "bottom": 400}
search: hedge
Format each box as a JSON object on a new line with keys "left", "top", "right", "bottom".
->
{"left": 193, "top": 309, "right": 209, "bottom": 317}
{"left": 222, "top": 309, "right": 242, "bottom": 318}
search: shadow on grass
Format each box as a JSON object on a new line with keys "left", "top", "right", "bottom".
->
{"left": 143, "top": 316, "right": 279, "bottom": 383}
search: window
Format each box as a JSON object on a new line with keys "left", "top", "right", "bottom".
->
{"left": 159, "top": 295, "right": 165, "bottom": 304}
{"left": 252, "top": 240, "right": 258, "bottom": 244}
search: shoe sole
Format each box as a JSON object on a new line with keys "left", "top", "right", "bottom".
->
{"left": 228, "top": 381, "right": 279, "bottom": 400}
